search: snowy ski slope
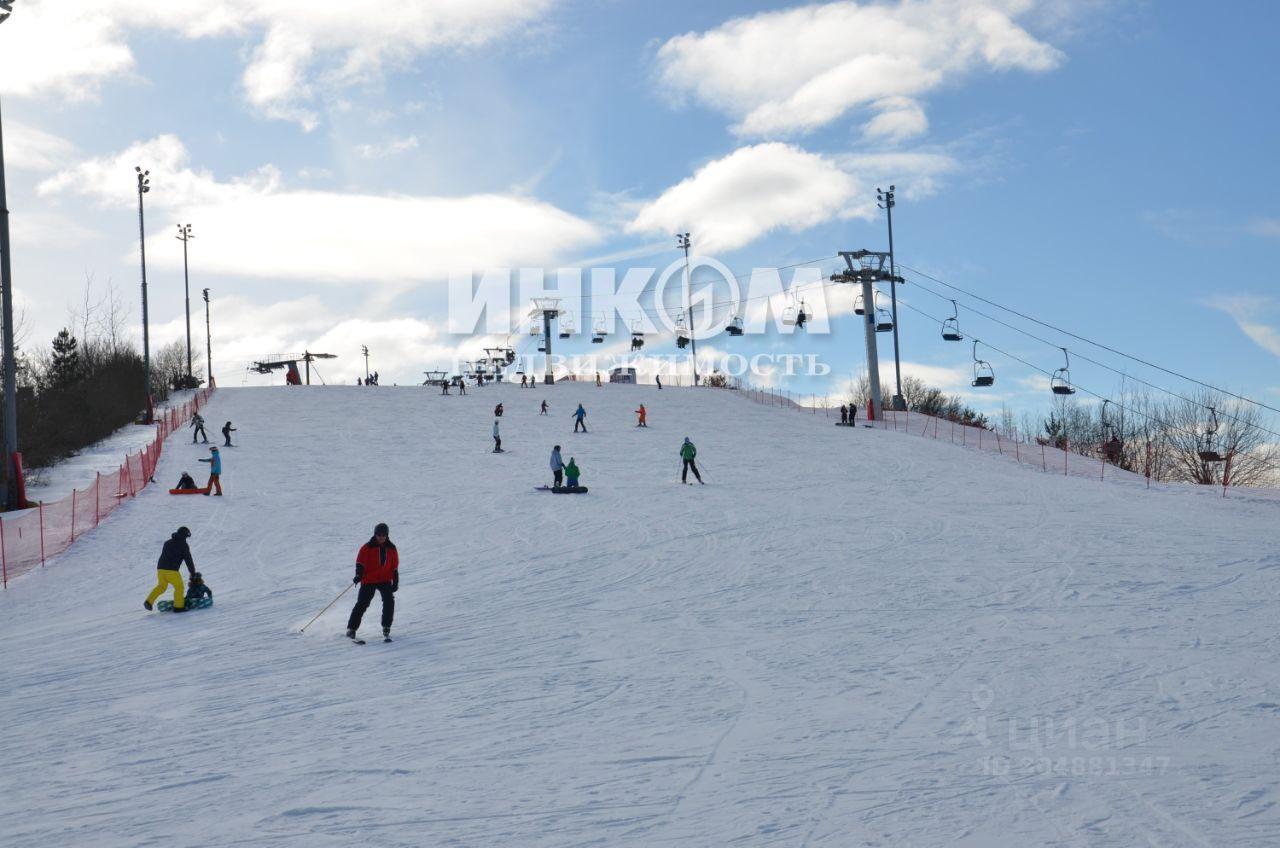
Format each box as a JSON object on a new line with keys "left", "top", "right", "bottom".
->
{"left": 1, "top": 383, "right": 1277, "bottom": 847}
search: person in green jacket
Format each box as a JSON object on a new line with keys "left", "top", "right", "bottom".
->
{"left": 680, "top": 437, "right": 703, "bottom": 484}
{"left": 565, "top": 458, "right": 581, "bottom": 488}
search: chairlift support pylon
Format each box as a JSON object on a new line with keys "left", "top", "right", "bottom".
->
{"left": 942, "top": 300, "right": 963, "bottom": 342}
{"left": 971, "top": 340, "right": 994, "bottom": 387}
{"left": 1051, "top": 347, "right": 1076, "bottom": 395}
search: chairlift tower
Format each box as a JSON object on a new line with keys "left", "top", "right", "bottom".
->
{"left": 532, "top": 297, "right": 560, "bottom": 384}
{"left": 831, "top": 250, "right": 899, "bottom": 421}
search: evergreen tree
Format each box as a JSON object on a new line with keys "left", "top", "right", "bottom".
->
{"left": 49, "top": 328, "right": 81, "bottom": 388}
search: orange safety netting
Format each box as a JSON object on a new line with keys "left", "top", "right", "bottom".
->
{"left": 1, "top": 389, "right": 215, "bottom": 588}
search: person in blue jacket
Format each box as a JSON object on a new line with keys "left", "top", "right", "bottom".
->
{"left": 198, "top": 446, "right": 223, "bottom": 495}
{"left": 571, "top": 404, "right": 588, "bottom": 432}
{"left": 185, "top": 572, "right": 213, "bottom": 605}
{"left": 550, "top": 445, "right": 565, "bottom": 487}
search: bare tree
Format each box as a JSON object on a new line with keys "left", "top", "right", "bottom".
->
{"left": 1160, "top": 390, "right": 1280, "bottom": 486}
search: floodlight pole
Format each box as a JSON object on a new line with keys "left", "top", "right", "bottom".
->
{"left": 0, "top": 39, "right": 18, "bottom": 507}
{"left": 878, "top": 186, "right": 906, "bottom": 411}
{"left": 678, "top": 233, "right": 698, "bottom": 386}
{"left": 176, "top": 224, "right": 194, "bottom": 380}
{"left": 202, "top": 288, "right": 212, "bottom": 386}
{"left": 361, "top": 345, "right": 369, "bottom": 381}
{"left": 135, "top": 166, "right": 152, "bottom": 418}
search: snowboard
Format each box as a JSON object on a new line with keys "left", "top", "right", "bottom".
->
{"left": 156, "top": 597, "right": 214, "bottom": 612}
{"left": 535, "top": 485, "right": 588, "bottom": 494}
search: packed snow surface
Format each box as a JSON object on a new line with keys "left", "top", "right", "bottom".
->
{"left": 1, "top": 383, "right": 1278, "bottom": 847}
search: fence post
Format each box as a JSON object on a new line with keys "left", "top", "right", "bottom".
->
{"left": 1, "top": 516, "right": 7, "bottom": 589}
{"left": 1222, "top": 450, "right": 1233, "bottom": 498}
{"left": 39, "top": 502, "right": 46, "bottom": 565}
{"left": 934, "top": 416, "right": 939, "bottom": 439}
{"left": 96, "top": 472, "right": 101, "bottom": 526}
{"left": 995, "top": 430, "right": 1002, "bottom": 455}
{"left": 1014, "top": 430, "right": 1020, "bottom": 462}
{"left": 72, "top": 489, "right": 77, "bottom": 541}
{"left": 1145, "top": 441, "right": 1152, "bottom": 489}
{"left": 1041, "top": 443, "right": 1047, "bottom": 472}
{"left": 978, "top": 427, "right": 982, "bottom": 450}
{"left": 1064, "top": 438, "right": 1069, "bottom": 476}
{"left": 962, "top": 424, "right": 967, "bottom": 446}
{"left": 1100, "top": 449, "right": 1106, "bottom": 481}
{"left": 950, "top": 419, "right": 955, "bottom": 443}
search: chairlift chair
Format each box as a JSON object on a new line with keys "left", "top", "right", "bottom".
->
{"left": 502, "top": 347, "right": 516, "bottom": 365}
{"left": 592, "top": 315, "right": 608, "bottom": 344}
{"left": 942, "top": 300, "right": 963, "bottom": 341}
{"left": 796, "top": 299, "right": 808, "bottom": 329}
{"left": 630, "top": 319, "right": 645, "bottom": 351}
{"left": 1050, "top": 348, "right": 1076, "bottom": 395}
{"left": 559, "top": 312, "right": 575, "bottom": 340}
{"left": 676, "top": 312, "right": 690, "bottom": 349}
{"left": 872, "top": 292, "right": 893, "bottom": 332}
{"left": 971, "top": 341, "right": 995, "bottom": 387}
{"left": 726, "top": 315, "right": 744, "bottom": 336}
{"left": 853, "top": 293, "right": 865, "bottom": 316}
{"left": 1198, "top": 406, "right": 1226, "bottom": 462}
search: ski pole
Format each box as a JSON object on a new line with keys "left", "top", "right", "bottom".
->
{"left": 300, "top": 583, "right": 355, "bottom": 633}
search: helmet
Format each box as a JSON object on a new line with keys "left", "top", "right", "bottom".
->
{"left": 176, "top": 526, "right": 192, "bottom": 539}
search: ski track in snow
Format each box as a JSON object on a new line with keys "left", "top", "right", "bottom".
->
{"left": 1, "top": 383, "right": 1278, "bottom": 847}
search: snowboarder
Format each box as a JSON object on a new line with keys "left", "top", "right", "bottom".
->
{"left": 565, "top": 457, "right": 581, "bottom": 488}
{"left": 656, "top": 375, "right": 662, "bottom": 390}
{"left": 457, "top": 378, "right": 466, "bottom": 395}
{"left": 493, "top": 419, "right": 502, "bottom": 453}
{"left": 357, "top": 377, "right": 363, "bottom": 386}
{"left": 347, "top": 522, "right": 399, "bottom": 642}
{"left": 186, "top": 572, "right": 213, "bottom": 606}
{"left": 176, "top": 471, "right": 197, "bottom": 490}
{"left": 145, "top": 527, "right": 196, "bottom": 611}
{"left": 680, "top": 437, "right": 703, "bottom": 484}
{"left": 198, "top": 446, "right": 223, "bottom": 495}
{"left": 441, "top": 380, "right": 450, "bottom": 395}
{"left": 520, "top": 374, "right": 528, "bottom": 388}
{"left": 540, "top": 400, "right": 549, "bottom": 415}
{"left": 840, "top": 405, "right": 848, "bottom": 425}
{"left": 849, "top": 404, "right": 858, "bottom": 426}
{"left": 222, "top": 421, "right": 236, "bottom": 446}
{"left": 572, "top": 404, "right": 588, "bottom": 433}
{"left": 635, "top": 404, "right": 647, "bottom": 427}
{"left": 550, "top": 445, "right": 565, "bottom": 488}
{"left": 190, "top": 412, "right": 208, "bottom": 444}
{"left": 494, "top": 403, "right": 504, "bottom": 417}
{"left": 595, "top": 372, "right": 602, "bottom": 387}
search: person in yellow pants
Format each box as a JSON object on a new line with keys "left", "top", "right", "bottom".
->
{"left": 145, "top": 526, "right": 197, "bottom": 612}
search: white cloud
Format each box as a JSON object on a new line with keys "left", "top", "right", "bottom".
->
{"left": 39, "top": 135, "right": 603, "bottom": 285}
{"left": 4, "top": 122, "right": 77, "bottom": 171}
{"left": 654, "top": 0, "right": 1062, "bottom": 138}
{"left": 1247, "top": 219, "right": 1280, "bottom": 239}
{"left": 0, "top": 0, "right": 558, "bottom": 126}
{"left": 1209, "top": 295, "right": 1280, "bottom": 357}
{"left": 354, "top": 135, "right": 420, "bottom": 160}
{"left": 626, "top": 143, "right": 862, "bottom": 253}
{"left": 626, "top": 143, "right": 961, "bottom": 253}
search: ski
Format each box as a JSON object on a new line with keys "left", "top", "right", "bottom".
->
{"left": 347, "top": 634, "right": 366, "bottom": 645}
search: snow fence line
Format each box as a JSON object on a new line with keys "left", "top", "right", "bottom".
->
{"left": 726, "top": 386, "right": 1242, "bottom": 498}
{"left": 0, "top": 388, "right": 216, "bottom": 588}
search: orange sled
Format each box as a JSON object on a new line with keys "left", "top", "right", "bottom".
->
{"left": 169, "top": 487, "right": 210, "bottom": 495}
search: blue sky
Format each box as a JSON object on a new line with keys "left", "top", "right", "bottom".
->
{"left": 1, "top": 0, "right": 1277, "bottom": 418}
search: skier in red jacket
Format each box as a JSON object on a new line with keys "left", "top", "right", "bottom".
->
{"left": 347, "top": 522, "right": 399, "bottom": 642}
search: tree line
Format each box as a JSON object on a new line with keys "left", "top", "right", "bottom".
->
{"left": 12, "top": 279, "right": 204, "bottom": 470}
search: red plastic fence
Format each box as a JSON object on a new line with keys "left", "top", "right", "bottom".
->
{"left": 0, "top": 389, "right": 215, "bottom": 588}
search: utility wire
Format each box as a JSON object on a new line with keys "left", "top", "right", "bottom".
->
{"left": 898, "top": 272, "right": 1280, "bottom": 442}
{"left": 897, "top": 263, "right": 1280, "bottom": 417}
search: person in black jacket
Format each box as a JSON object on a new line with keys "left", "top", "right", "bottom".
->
{"left": 145, "top": 527, "right": 196, "bottom": 611}
{"left": 222, "top": 421, "right": 236, "bottom": 446}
